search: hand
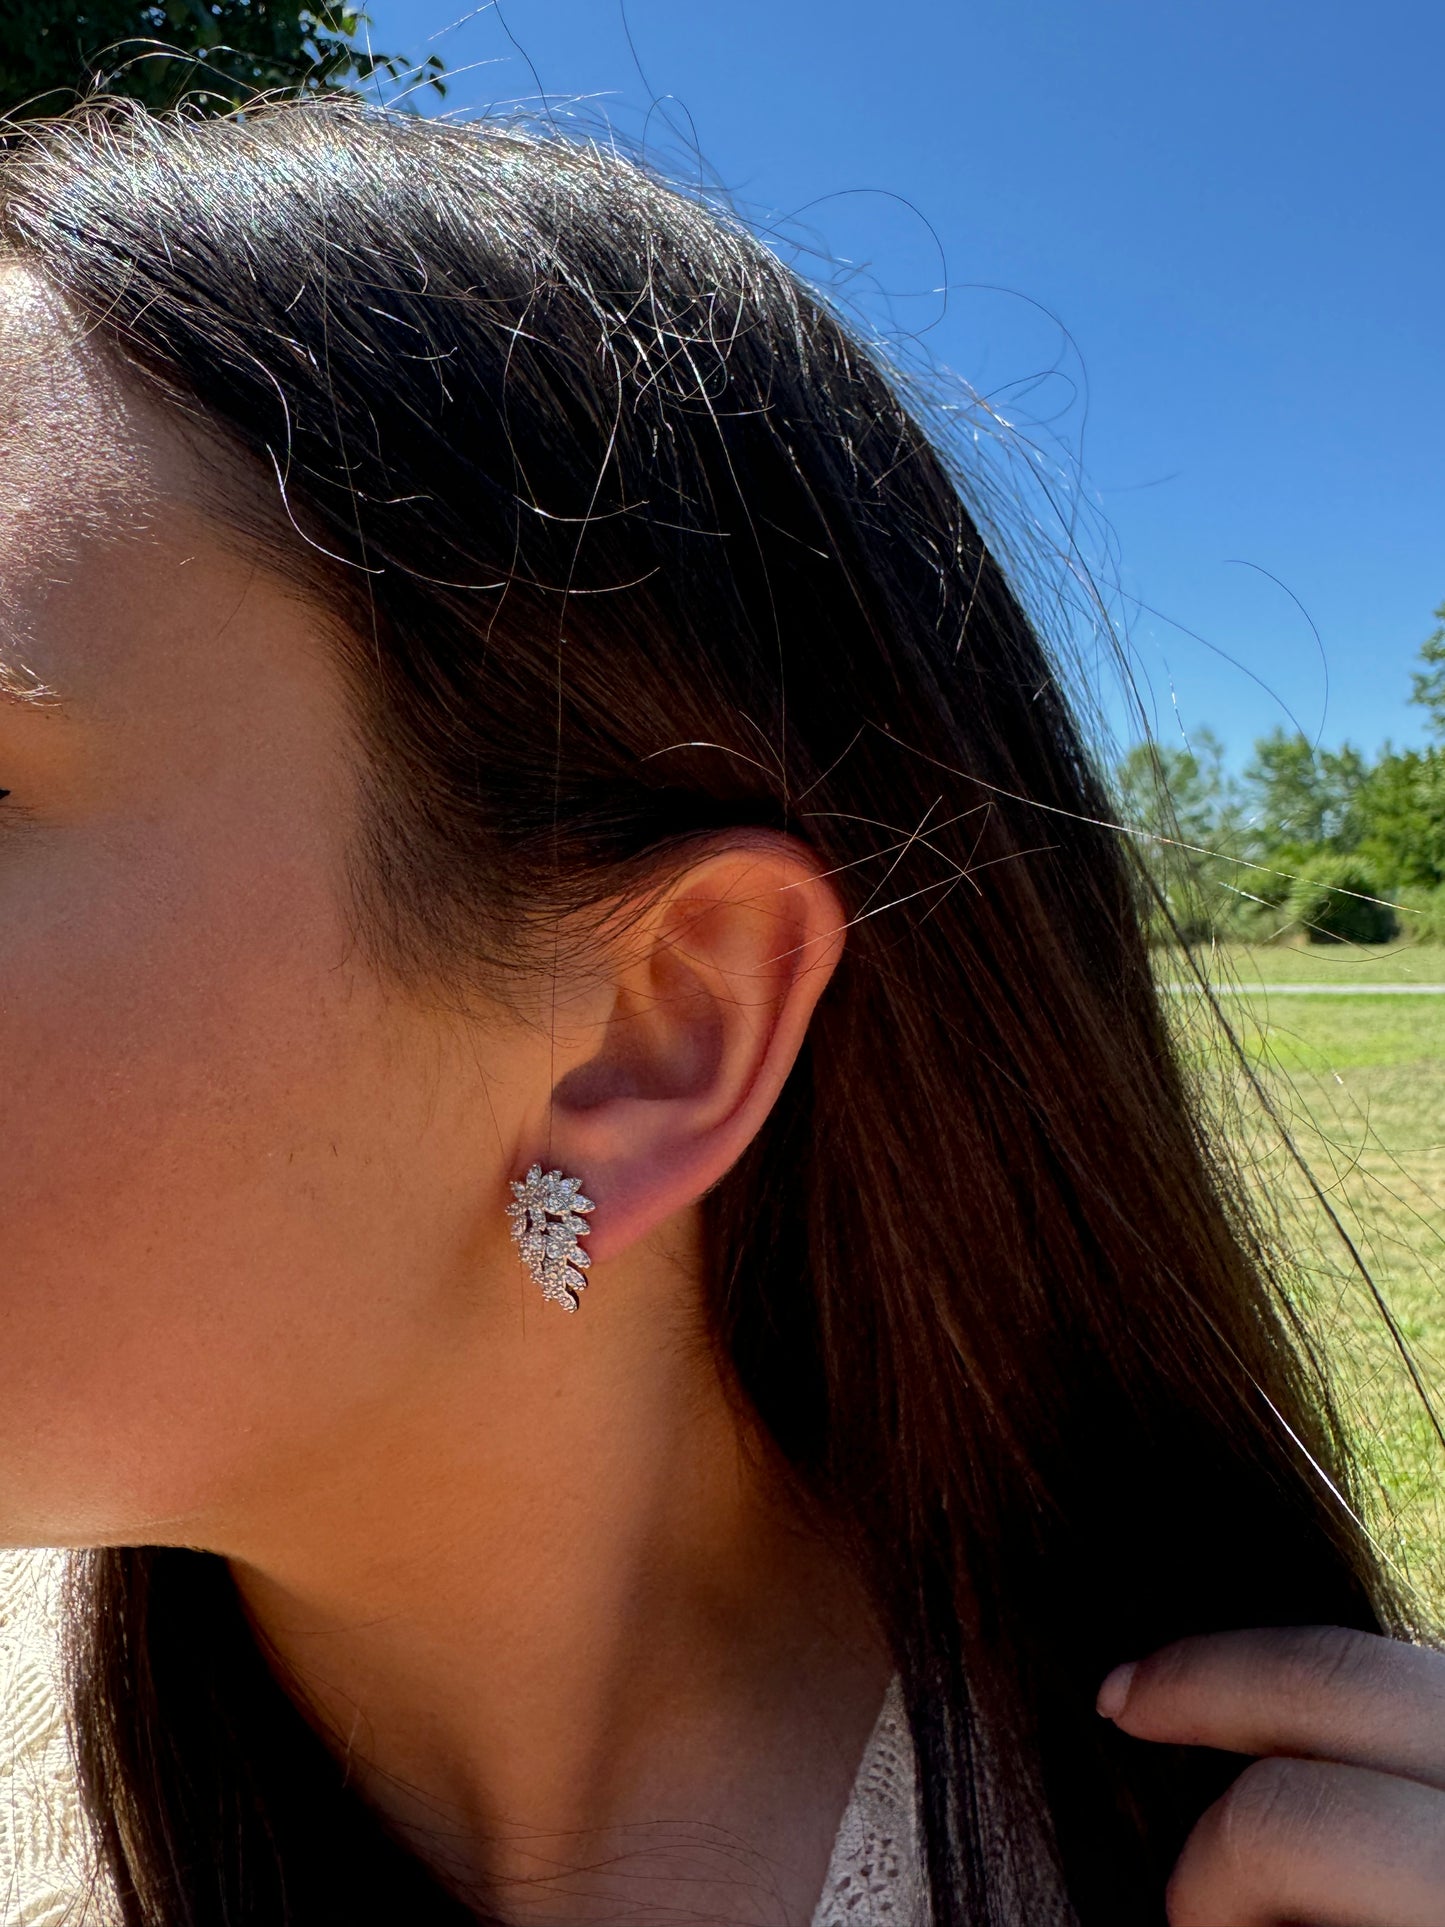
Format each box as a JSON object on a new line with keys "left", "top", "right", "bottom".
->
{"left": 1097, "top": 1625, "right": 1445, "bottom": 1926}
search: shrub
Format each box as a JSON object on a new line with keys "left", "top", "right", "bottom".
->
{"left": 1397, "top": 881, "right": 1445, "bottom": 943}
{"left": 1285, "top": 856, "right": 1400, "bottom": 944}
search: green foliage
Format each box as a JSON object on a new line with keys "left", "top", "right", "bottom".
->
{"left": 1114, "top": 728, "right": 1234, "bottom": 848}
{"left": 1284, "top": 854, "right": 1399, "bottom": 945}
{"left": 0, "top": 1, "right": 442, "bottom": 116}
{"left": 1356, "top": 747, "right": 1445, "bottom": 895}
{"left": 1113, "top": 728, "right": 1248, "bottom": 942}
{"left": 1397, "top": 883, "right": 1445, "bottom": 944}
{"left": 1117, "top": 608, "right": 1445, "bottom": 947}
{"left": 1410, "top": 601, "right": 1445, "bottom": 742}
{"left": 1242, "top": 729, "right": 1369, "bottom": 853}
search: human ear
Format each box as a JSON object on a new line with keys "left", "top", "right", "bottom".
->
{"left": 539, "top": 835, "right": 845, "bottom": 1264}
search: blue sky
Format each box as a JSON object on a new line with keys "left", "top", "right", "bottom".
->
{"left": 362, "top": 0, "right": 1445, "bottom": 765}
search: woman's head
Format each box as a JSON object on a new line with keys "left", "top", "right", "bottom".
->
{"left": 0, "top": 249, "right": 851, "bottom": 1551}
{"left": 0, "top": 101, "right": 1394, "bottom": 1925}
{"left": 0, "top": 102, "right": 1084, "bottom": 1541}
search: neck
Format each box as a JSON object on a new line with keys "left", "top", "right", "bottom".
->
{"left": 224, "top": 1239, "right": 891, "bottom": 1925}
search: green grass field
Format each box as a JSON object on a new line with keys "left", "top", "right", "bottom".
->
{"left": 1167, "top": 939, "right": 1445, "bottom": 988}
{"left": 1163, "top": 942, "right": 1445, "bottom": 1625}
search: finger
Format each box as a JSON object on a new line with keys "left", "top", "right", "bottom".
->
{"left": 1098, "top": 1625, "right": 1445, "bottom": 1791}
{"left": 1167, "top": 1755, "right": 1445, "bottom": 1927}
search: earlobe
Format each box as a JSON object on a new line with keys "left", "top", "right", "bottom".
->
{"left": 538, "top": 836, "right": 845, "bottom": 1270}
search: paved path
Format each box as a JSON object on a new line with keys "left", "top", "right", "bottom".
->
{"left": 1161, "top": 982, "right": 1445, "bottom": 995}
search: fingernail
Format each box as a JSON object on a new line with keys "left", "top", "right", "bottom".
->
{"left": 1096, "top": 1661, "right": 1137, "bottom": 1720}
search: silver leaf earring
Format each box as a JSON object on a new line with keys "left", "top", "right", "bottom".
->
{"left": 506, "top": 1163, "right": 596, "bottom": 1312}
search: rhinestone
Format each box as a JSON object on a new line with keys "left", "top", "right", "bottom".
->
{"left": 507, "top": 1161, "right": 595, "bottom": 1311}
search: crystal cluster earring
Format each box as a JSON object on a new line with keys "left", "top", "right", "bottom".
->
{"left": 506, "top": 1163, "right": 596, "bottom": 1312}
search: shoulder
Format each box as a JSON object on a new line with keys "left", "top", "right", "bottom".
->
{"left": 0, "top": 1547, "right": 99, "bottom": 1926}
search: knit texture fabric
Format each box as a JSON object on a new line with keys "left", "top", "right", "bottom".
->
{"left": 809, "top": 1673, "right": 926, "bottom": 1926}
{"left": 1, "top": 1547, "right": 925, "bottom": 1927}
{"left": 1, "top": 1551, "right": 88, "bottom": 1927}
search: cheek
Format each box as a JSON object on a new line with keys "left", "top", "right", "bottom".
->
{"left": 0, "top": 813, "right": 467, "bottom": 1543}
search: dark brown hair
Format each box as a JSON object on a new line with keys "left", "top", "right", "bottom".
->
{"left": 0, "top": 100, "right": 1402, "bottom": 1927}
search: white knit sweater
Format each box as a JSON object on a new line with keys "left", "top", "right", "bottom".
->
{"left": 1, "top": 1548, "right": 924, "bottom": 1927}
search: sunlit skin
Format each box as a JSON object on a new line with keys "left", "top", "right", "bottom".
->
{"left": 2, "top": 263, "right": 1444, "bottom": 1927}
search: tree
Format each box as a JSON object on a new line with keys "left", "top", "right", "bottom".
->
{"left": 0, "top": 2, "right": 442, "bottom": 117}
{"left": 1115, "top": 728, "right": 1234, "bottom": 853}
{"left": 1112, "top": 601, "right": 1445, "bottom": 941}
{"left": 1113, "top": 728, "right": 1247, "bottom": 940}
{"left": 1410, "top": 601, "right": 1445, "bottom": 742}
{"left": 1356, "top": 746, "right": 1445, "bottom": 896}
{"left": 1241, "top": 729, "right": 1368, "bottom": 856}
{"left": 1351, "top": 610, "right": 1445, "bottom": 903}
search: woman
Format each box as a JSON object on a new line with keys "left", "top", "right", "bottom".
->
{"left": 0, "top": 99, "right": 1441, "bottom": 1927}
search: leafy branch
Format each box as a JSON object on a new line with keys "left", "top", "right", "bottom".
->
{"left": 0, "top": 1, "right": 444, "bottom": 116}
